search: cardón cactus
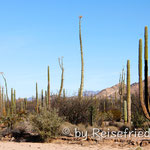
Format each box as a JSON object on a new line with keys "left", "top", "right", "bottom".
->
{"left": 58, "top": 57, "right": 64, "bottom": 98}
{"left": 79, "top": 16, "right": 84, "bottom": 99}
{"left": 48, "top": 66, "right": 50, "bottom": 109}
{"left": 139, "top": 27, "right": 150, "bottom": 120}
{"left": 127, "top": 60, "right": 131, "bottom": 125}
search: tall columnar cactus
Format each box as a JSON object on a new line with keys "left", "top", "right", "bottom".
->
{"left": 127, "top": 60, "right": 131, "bottom": 125}
{"left": 45, "top": 90, "right": 48, "bottom": 109}
{"left": 139, "top": 35, "right": 150, "bottom": 120}
{"left": 119, "top": 68, "right": 125, "bottom": 119}
{"left": 21, "top": 101, "right": 24, "bottom": 112}
{"left": 41, "top": 89, "right": 44, "bottom": 107}
{"left": 14, "top": 89, "right": 16, "bottom": 113}
{"left": 48, "top": 66, "right": 51, "bottom": 109}
{"left": 11, "top": 88, "right": 14, "bottom": 115}
{"left": 36, "top": 82, "right": 39, "bottom": 113}
{"left": 79, "top": 16, "right": 84, "bottom": 99}
{"left": 2, "top": 87, "right": 6, "bottom": 116}
{"left": 63, "top": 89, "right": 66, "bottom": 100}
{"left": 58, "top": 57, "right": 64, "bottom": 98}
{"left": 0, "top": 86, "right": 1, "bottom": 116}
{"left": 144, "top": 26, "right": 149, "bottom": 112}
{"left": 3, "top": 94, "right": 6, "bottom": 116}
{"left": 24, "top": 98, "right": 27, "bottom": 111}
{"left": 124, "top": 100, "right": 127, "bottom": 123}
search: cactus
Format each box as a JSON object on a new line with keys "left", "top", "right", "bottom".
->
{"left": 24, "top": 98, "right": 27, "bottom": 111}
{"left": 124, "top": 100, "right": 127, "bottom": 123}
{"left": 119, "top": 68, "right": 125, "bottom": 119}
{"left": 36, "top": 82, "right": 39, "bottom": 113}
{"left": 41, "top": 89, "right": 44, "bottom": 107}
{"left": 11, "top": 88, "right": 14, "bottom": 115}
{"left": 0, "top": 86, "right": 1, "bottom": 116}
{"left": 63, "top": 89, "right": 66, "bottom": 100}
{"left": 21, "top": 100, "right": 24, "bottom": 112}
{"left": 14, "top": 89, "right": 16, "bottom": 113}
{"left": 144, "top": 26, "right": 149, "bottom": 112}
{"left": 79, "top": 16, "right": 84, "bottom": 99}
{"left": 127, "top": 60, "right": 131, "bottom": 125}
{"left": 3, "top": 94, "right": 6, "bottom": 116}
{"left": 115, "top": 91, "right": 117, "bottom": 104}
{"left": 45, "top": 90, "right": 48, "bottom": 109}
{"left": 58, "top": 57, "right": 64, "bottom": 98}
{"left": 48, "top": 66, "right": 51, "bottom": 109}
{"left": 139, "top": 35, "right": 150, "bottom": 120}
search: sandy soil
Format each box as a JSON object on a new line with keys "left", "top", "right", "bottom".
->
{"left": 0, "top": 142, "right": 149, "bottom": 150}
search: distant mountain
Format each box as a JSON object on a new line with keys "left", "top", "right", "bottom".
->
{"left": 83, "top": 90, "right": 100, "bottom": 96}
{"left": 95, "top": 76, "right": 150, "bottom": 99}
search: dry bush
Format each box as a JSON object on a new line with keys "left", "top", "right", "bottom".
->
{"left": 30, "top": 109, "right": 63, "bottom": 141}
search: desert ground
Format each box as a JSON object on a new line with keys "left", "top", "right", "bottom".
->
{"left": 0, "top": 141, "right": 149, "bottom": 150}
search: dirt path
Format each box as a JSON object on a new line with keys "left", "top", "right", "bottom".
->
{"left": 0, "top": 142, "right": 149, "bottom": 150}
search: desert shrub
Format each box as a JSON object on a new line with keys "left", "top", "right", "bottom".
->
{"left": 107, "top": 109, "right": 121, "bottom": 121}
{"left": 30, "top": 109, "right": 63, "bottom": 141}
{"left": 57, "top": 98, "right": 99, "bottom": 125}
{"left": 0, "top": 112, "right": 26, "bottom": 131}
{"left": 132, "top": 111, "right": 146, "bottom": 128}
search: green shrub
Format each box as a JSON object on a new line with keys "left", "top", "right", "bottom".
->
{"left": 132, "top": 112, "right": 146, "bottom": 128}
{"left": 30, "top": 109, "right": 63, "bottom": 141}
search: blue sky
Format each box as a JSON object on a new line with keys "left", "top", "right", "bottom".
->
{"left": 0, "top": 0, "right": 150, "bottom": 98}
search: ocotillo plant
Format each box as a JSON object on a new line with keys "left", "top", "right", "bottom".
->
{"left": 79, "top": 16, "right": 84, "bottom": 99}
{"left": 58, "top": 57, "right": 64, "bottom": 98}
{"left": 127, "top": 60, "right": 131, "bottom": 125}
{"left": 36, "top": 82, "right": 39, "bottom": 113}
{"left": 48, "top": 66, "right": 51, "bottom": 109}
{"left": 144, "top": 26, "right": 149, "bottom": 112}
{"left": 139, "top": 36, "right": 150, "bottom": 120}
{"left": 124, "top": 100, "right": 127, "bottom": 123}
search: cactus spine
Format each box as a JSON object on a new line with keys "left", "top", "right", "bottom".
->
{"left": 58, "top": 57, "right": 64, "bottom": 98}
{"left": 48, "top": 66, "right": 51, "bottom": 109}
{"left": 124, "top": 100, "right": 127, "bottom": 123}
{"left": 79, "top": 16, "right": 84, "bottom": 99}
{"left": 36, "top": 82, "right": 39, "bottom": 113}
{"left": 127, "top": 60, "right": 131, "bottom": 125}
